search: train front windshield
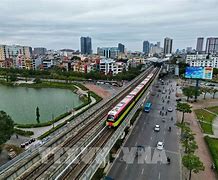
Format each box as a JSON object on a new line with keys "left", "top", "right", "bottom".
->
{"left": 107, "top": 115, "right": 114, "bottom": 121}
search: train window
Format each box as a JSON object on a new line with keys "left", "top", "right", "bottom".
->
{"left": 107, "top": 115, "right": 114, "bottom": 121}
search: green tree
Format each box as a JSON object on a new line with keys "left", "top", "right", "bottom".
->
{"left": 213, "top": 68, "right": 218, "bottom": 76}
{"left": 200, "top": 87, "right": 211, "bottom": 99}
{"left": 0, "top": 111, "right": 14, "bottom": 151}
{"left": 9, "top": 74, "right": 17, "bottom": 82}
{"left": 23, "top": 71, "right": 29, "bottom": 82}
{"left": 36, "top": 106, "right": 40, "bottom": 123}
{"left": 181, "top": 127, "right": 198, "bottom": 153}
{"left": 5, "top": 73, "right": 9, "bottom": 82}
{"left": 176, "top": 103, "right": 192, "bottom": 124}
{"left": 182, "top": 86, "right": 201, "bottom": 102}
{"left": 182, "top": 154, "right": 204, "bottom": 180}
{"left": 34, "top": 77, "right": 41, "bottom": 84}
{"left": 211, "top": 88, "right": 218, "bottom": 99}
{"left": 178, "top": 62, "right": 189, "bottom": 75}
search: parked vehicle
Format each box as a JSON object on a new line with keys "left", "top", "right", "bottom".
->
{"left": 8, "top": 149, "right": 16, "bottom": 159}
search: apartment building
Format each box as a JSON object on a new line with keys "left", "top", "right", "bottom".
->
{"left": 99, "top": 58, "right": 126, "bottom": 75}
{"left": 0, "top": 45, "right": 32, "bottom": 69}
{"left": 186, "top": 53, "right": 218, "bottom": 68}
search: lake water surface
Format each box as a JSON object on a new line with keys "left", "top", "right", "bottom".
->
{"left": 0, "top": 85, "right": 82, "bottom": 124}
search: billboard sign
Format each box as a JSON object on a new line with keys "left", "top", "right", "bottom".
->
{"left": 204, "top": 67, "right": 213, "bottom": 79}
{"left": 185, "top": 67, "right": 213, "bottom": 80}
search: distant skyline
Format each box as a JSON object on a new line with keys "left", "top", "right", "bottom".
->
{"left": 0, "top": 0, "right": 218, "bottom": 52}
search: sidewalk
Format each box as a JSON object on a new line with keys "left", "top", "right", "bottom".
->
{"left": 19, "top": 86, "right": 97, "bottom": 138}
{"left": 178, "top": 107, "right": 217, "bottom": 180}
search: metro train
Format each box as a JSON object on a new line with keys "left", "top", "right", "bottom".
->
{"left": 106, "top": 68, "right": 157, "bottom": 127}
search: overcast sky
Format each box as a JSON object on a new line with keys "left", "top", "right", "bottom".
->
{"left": 0, "top": 0, "right": 218, "bottom": 52}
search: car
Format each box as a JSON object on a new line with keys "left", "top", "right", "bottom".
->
{"left": 8, "top": 149, "right": 16, "bottom": 159}
{"left": 162, "top": 91, "right": 166, "bottom": 94}
{"left": 208, "top": 83, "right": 215, "bottom": 87}
{"left": 20, "top": 143, "right": 25, "bottom": 148}
{"left": 154, "top": 125, "right": 160, "bottom": 132}
{"left": 168, "top": 107, "right": 173, "bottom": 112}
{"left": 30, "top": 138, "right": 36, "bottom": 143}
{"left": 158, "top": 89, "right": 162, "bottom": 92}
{"left": 176, "top": 98, "right": 182, "bottom": 102}
{"left": 157, "top": 141, "right": 164, "bottom": 150}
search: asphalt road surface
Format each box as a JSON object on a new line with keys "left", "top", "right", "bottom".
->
{"left": 107, "top": 77, "right": 181, "bottom": 180}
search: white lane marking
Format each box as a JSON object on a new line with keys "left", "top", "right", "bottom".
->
{"left": 135, "top": 141, "right": 138, "bottom": 146}
{"left": 151, "top": 136, "right": 153, "bottom": 140}
{"left": 125, "top": 164, "right": 128, "bottom": 170}
{"left": 141, "top": 168, "right": 144, "bottom": 174}
{"left": 159, "top": 172, "right": 161, "bottom": 179}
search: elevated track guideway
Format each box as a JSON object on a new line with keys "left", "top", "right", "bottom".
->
{"left": 0, "top": 66, "right": 159, "bottom": 180}
{"left": 57, "top": 68, "right": 161, "bottom": 180}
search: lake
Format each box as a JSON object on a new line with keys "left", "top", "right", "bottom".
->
{"left": 0, "top": 84, "right": 83, "bottom": 124}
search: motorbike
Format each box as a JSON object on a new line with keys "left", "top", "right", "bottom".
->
{"left": 167, "top": 157, "right": 171, "bottom": 164}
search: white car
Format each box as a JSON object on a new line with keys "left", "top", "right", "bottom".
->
{"left": 157, "top": 141, "right": 164, "bottom": 150}
{"left": 168, "top": 107, "right": 173, "bottom": 112}
{"left": 154, "top": 125, "right": 160, "bottom": 132}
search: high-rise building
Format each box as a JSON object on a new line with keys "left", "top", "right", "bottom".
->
{"left": 157, "top": 42, "right": 161, "bottom": 48}
{"left": 97, "top": 47, "right": 119, "bottom": 59}
{"left": 196, "top": 37, "right": 204, "bottom": 52}
{"left": 205, "top": 37, "right": 218, "bottom": 54}
{"left": 34, "top": 47, "right": 47, "bottom": 55}
{"left": 143, "top": 41, "right": 150, "bottom": 54}
{"left": 0, "top": 45, "right": 32, "bottom": 69}
{"left": 186, "top": 47, "right": 192, "bottom": 53}
{"left": 150, "top": 45, "right": 162, "bottom": 54}
{"left": 164, "top": 37, "right": 173, "bottom": 54}
{"left": 80, "top": 37, "right": 92, "bottom": 55}
{"left": 118, "top": 43, "right": 125, "bottom": 53}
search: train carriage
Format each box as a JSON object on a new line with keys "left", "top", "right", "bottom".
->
{"left": 106, "top": 69, "right": 156, "bottom": 127}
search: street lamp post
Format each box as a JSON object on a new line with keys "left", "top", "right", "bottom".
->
{"left": 52, "top": 113, "right": 54, "bottom": 128}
